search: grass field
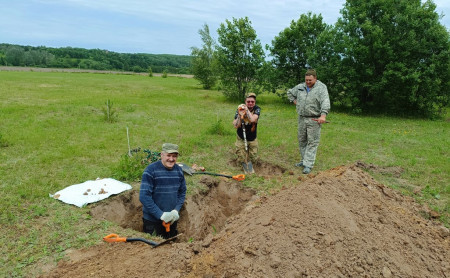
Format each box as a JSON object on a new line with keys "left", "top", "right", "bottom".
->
{"left": 1, "top": 70, "right": 449, "bottom": 277}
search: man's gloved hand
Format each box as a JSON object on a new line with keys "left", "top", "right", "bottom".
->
{"left": 160, "top": 212, "right": 174, "bottom": 223}
{"left": 238, "top": 104, "right": 247, "bottom": 117}
{"left": 238, "top": 104, "right": 252, "bottom": 122}
{"left": 170, "top": 209, "right": 179, "bottom": 224}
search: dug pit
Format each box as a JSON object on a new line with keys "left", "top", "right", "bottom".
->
{"left": 89, "top": 176, "right": 257, "bottom": 241}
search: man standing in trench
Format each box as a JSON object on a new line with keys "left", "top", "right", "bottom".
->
{"left": 287, "top": 69, "right": 330, "bottom": 174}
{"left": 139, "top": 143, "right": 186, "bottom": 238}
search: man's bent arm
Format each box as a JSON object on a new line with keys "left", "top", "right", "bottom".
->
{"left": 140, "top": 172, "right": 164, "bottom": 219}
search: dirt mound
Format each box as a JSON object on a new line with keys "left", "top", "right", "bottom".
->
{"left": 41, "top": 164, "right": 449, "bottom": 278}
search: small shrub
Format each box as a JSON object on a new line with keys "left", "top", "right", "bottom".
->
{"left": 101, "top": 99, "right": 118, "bottom": 123}
{"left": 0, "top": 133, "right": 9, "bottom": 147}
{"left": 112, "top": 152, "right": 148, "bottom": 181}
{"left": 143, "top": 149, "right": 161, "bottom": 163}
{"left": 112, "top": 148, "right": 161, "bottom": 181}
{"left": 207, "top": 119, "right": 232, "bottom": 135}
{"left": 131, "top": 65, "right": 144, "bottom": 73}
{"left": 148, "top": 67, "right": 153, "bottom": 77}
{"left": 162, "top": 69, "right": 168, "bottom": 78}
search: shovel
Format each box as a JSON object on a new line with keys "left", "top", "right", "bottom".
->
{"left": 177, "top": 163, "right": 245, "bottom": 181}
{"left": 103, "top": 233, "right": 182, "bottom": 248}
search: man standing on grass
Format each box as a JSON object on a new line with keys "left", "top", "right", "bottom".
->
{"left": 233, "top": 93, "right": 260, "bottom": 174}
{"left": 139, "top": 143, "right": 186, "bottom": 238}
{"left": 287, "top": 69, "right": 330, "bottom": 174}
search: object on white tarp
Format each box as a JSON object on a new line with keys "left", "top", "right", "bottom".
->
{"left": 50, "top": 178, "right": 132, "bottom": 207}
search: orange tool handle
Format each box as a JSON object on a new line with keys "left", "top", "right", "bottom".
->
{"left": 162, "top": 221, "right": 170, "bottom": 232}
{"left": 103, "top": 234, "right": 127, "bottom": 243}
{"left": 232, "top": 174, "right": 245, "bottom": 181}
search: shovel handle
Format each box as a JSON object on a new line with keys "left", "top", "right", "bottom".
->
{"left": 162, "top": 221, "right": 170, "bottom": 232}
{"left": 103, "top": 234, "right": 158, "bottom": 246}
{"left": 103, "top": 234, "right": 127, "bottom": 243}
{"left": 192, "top": 172, "right": 245, "bottom": 181}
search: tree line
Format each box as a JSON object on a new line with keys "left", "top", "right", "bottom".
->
{"left": 0, "top": 44, "right": 192, "bottom": 74}
{"left": 191, "top": 0, "right": 449, "bottom": 118}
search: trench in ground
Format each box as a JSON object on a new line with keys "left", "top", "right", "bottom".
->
{"left": 89, "top": 161, "right": 285, "bottom": 242}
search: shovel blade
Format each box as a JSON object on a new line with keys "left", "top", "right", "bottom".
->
{"left": 153, "top": 233, "right": 183, "bottom": 248}
{"left": 177, "top": 163, "right": 193, "bottom": 175}
{"left": 242, "top": 162, "right": 249, "bottom": 173}
{"left": 247, "top": 162, "right": 255, "bottom": 174}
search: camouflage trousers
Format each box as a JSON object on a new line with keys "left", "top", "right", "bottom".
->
{"left": 297, "top": 116, "right": 322, "bottom": 168}
{"left": 235, "top": 137, "right": 258, "bottom": 163}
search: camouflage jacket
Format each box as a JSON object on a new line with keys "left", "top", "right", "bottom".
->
{"left": 287, "top": 80, "right": 330, "bottom": 117}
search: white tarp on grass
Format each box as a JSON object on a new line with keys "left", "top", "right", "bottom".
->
{"left": 50, "top": 178, "right": 132, "bottom": 207}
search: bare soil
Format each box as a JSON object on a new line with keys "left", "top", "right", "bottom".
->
{"left": 40, "top": 163, "right": 449, "bottom": 278}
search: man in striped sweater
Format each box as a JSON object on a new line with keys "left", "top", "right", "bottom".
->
{"left": 140, "top": 143, "right": 187, "bottom": 238}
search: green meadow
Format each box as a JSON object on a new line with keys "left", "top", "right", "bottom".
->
{"left": 1, "top": 70, "right": 449, "bottom": 277}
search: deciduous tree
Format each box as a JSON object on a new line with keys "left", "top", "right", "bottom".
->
{"left": 5, "top": 46, "right": 24, "bottom": 66}
{"left": 216, "top": 17, "right": 265, "bottom": 100}
{"left": 269, "top": 13, "right": 333, "bottom": 88}
{"left": 190, "top": 24, "right": 218, "bottom": 89}
{"left": 268, "top": 12, "right": 340, "bottom": 100}
{"left": 336, "top": 0, "right": 450, "bottom": 117}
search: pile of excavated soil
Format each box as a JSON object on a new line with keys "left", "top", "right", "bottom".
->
{"left": 41, "top": 164, "right": 449, "bottom": 278}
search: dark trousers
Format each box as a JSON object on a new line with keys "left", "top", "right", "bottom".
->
{"left": 142, "top": 218, "right": 178, "bottom": 239}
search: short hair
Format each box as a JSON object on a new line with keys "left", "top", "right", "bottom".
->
{"left": 305, "top": 69, "right": 317, "bottom": 78}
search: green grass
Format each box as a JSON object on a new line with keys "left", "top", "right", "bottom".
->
{"left": 1, "top": 71, "right": 449, "bottom": 277}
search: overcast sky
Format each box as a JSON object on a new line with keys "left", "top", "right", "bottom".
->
{"left": 1, "top": 0, "right": 449, "bottom": 55}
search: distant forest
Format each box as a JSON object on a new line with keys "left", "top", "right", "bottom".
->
{"left": 0, "top": 43, "right": 192, "bottom": 74}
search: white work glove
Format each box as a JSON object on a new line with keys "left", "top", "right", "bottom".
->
{"left": 170, "top": 209, "right": 179, "bottom": 224}
{"left": 160, "top": 212, "right": 174, "bottom": 223}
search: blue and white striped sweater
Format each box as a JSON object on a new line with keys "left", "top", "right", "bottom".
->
{"left": 139, "top": 160, "right": 186, "bottom": 222}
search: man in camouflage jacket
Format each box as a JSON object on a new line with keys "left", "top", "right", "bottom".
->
{"left": 287, "top": 69, "right": 330, "bottom": 174}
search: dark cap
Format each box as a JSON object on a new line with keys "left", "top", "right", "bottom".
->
{"left": 162, "top": 143, "right": 179, "bottom": 154}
